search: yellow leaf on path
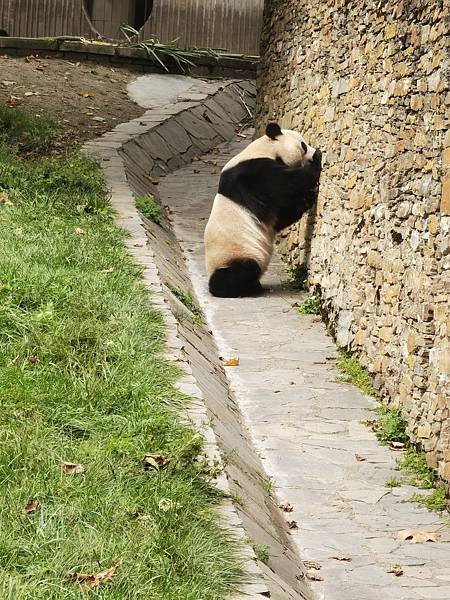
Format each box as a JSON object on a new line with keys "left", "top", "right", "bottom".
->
{"left": 387, "top": 564, "right": 404, "bottom": 576}
{"left": 305, "top": 572, "right": 323, "bottom": 581}
{"left": 224, "top": 357, "right": 239, "bottom": 366}
{"left": 303, "top": 560, "right": 321, "bottom": 570}
{"left": 395, "top": 529, "right": 440, "bottom": 543}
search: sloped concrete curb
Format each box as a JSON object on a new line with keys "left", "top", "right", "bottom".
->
{"left": 82, "top": 79, "right": 270, "bottom": 598}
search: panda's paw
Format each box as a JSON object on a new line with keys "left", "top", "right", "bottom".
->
{"left": 313, "top": 148, "right": 322, "bottom": 168}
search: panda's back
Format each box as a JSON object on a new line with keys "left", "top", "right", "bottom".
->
{"left": 204, "top": 193, "right": 274, "bottom": 276}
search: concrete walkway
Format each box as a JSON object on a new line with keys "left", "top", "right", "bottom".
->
{"left": 158, "top": 132, "right": 450, "bottom": 600}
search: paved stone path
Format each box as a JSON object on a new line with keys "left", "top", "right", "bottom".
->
{"left": 158, "top": 133, "right": 450, "bottom": 600}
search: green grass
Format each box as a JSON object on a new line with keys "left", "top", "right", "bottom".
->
{"left": 336, "top": 352, "right": 377, "bottom": 397}
{"left": 135, "top": 194, "right": 163, "bottom": 225}
{"left": 251, "top": 543, "right": 269, "bottom": 564}
{"left": 0, "top": 107, "right": 242, "bottom": 598}
{"left": 0, "top": 104, "right": 56, "bottom": 153}
{"left": 398, "top": 448, "right": 436, "bottom": 489}
{"left": 410, "top": 487, "right": 449, "bottom": 512}
{"left": 385, "top": 477, "right": 401, "bottom": 488}
{"left": 168, "top": 286, "right": 203, "bottom": 325}
{"left": 297, "top": 294, "right": 320, "bottom": 315}
{"left": 374, "top": 405, "right": 409, "bottom": 445}
{"left": 284, "top": 262, "right": 308, "bottom": 291}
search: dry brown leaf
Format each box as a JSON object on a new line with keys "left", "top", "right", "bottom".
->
{"left": 78, "top": 90, "right": 94, "bottom": 98}
{"left": 387, "top": 564, "right": 403, "bottom": 576}
{"left": 355, "top": 454, "right": 366, "bottom": 462}
{"left": 303, "top": 560, "right": 321, "bottom": 570}
{"left": 395, "top": 529, "right": 440, "bottom": 544}
{"left": 279, "top": 501, "right": 294, "bottom": 512}
{"left": 389, "top": 441, "right": 406, "bottom": 451}
{"left": 287, "top": 520, "right": 298, "bottom": 530}
{"left": 330, "top": 555, "right": 352, "bottom": 562}
{"left": 21, "top": 499, "right": 40, "bottom": 515}
{"left": 24, "top": 91, "right": 38, "bottom": 97}
{"left": 70, "top": 565, "right": 118, "bottom": 590}
{"left": 224, "top": 357, "right": 240, "bottom": 367}
{"left": 7, "top": 95, "right": 22, "bottom": 107}
{"left": 27, "top": 355, "right": 39, "bottom": 364}
{"left": 146, "top": 175, "right": 159, "bottom": 185}
{"left": 305, "top": 572, "right": 323, "bottom": 581}
{"left": 0, "top": 191, "right": 13, "bottom": 206}
{"left": 62, "top": 461, "right": 85, "bottom": 475}
{"left": 74, "top": 227, "right": 86, "bottom": 235}
{"left": 141, "top": 454, "right": 170, "bottom": 471}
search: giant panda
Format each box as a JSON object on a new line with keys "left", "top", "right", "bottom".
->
{"left": 204, "top": 122, "right": 322, "bottom": 298}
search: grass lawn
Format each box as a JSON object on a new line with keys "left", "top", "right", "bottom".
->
{"left": 0, "top": 106, "right": 242, "bottom": 598}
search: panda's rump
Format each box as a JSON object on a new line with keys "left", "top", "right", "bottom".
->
{"left": 204, "top": 194, "right": 274, "bottom": 276}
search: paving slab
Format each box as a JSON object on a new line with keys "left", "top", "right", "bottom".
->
{"left": 157, "top": 132, "right": 450, "bottom": 600}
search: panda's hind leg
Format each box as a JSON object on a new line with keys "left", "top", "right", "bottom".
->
{"left": 208, "top": 258, "right": 262, "bottom": 298}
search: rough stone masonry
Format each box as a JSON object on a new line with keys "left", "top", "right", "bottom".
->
{"left": 256, "top": 0, "right": 449, "bottom": 483}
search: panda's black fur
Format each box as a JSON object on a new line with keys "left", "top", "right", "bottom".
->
{"left": 206, "top": 123, "right": 322, "bottom": 298}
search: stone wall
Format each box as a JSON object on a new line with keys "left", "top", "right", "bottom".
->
{"left": 256, "top": 0, "right": 449, "bottom": 481}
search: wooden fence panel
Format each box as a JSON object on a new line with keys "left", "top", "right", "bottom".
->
{"left": 0, "top": 0, "right": 263, "bottom": 55}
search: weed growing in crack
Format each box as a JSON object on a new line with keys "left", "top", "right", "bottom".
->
{"left": 284, "top": 262, "right": 308, "bottom": 291}
{"left": 410, "top": 487, "right": 448, "bottom": 512}
{"left": 336, "top": 352, "right": 377, "bottom": 397}
{"left": 135, "top": 194, "right": 163, "bottom": 224}
{"left": 374, "top": 405, "right": 409, "bottom": 445}
{"left": 252, "top": 543, "right": 270, "bottom": 564}
{"left": 398, "top": 448, "right": 436, "bottom": 489}
{"left": 168, "top": 285, "right": 204, "bottom": 325}
{"left": 385, "top": 477, "right": 401, "bottom": 488}
{"left": 297, "top": 294, "right": 321, "bottom": 315}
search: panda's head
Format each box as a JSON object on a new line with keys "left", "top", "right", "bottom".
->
{"left": 265, "top": 122, "right": 316, "bottom": 167}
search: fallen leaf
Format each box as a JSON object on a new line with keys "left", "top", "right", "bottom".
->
{"left": 355, "top": 454, "right": 366, "bottom": 462}
{"left": 389, "top": 441, "right": 406, "bottom": 451}
{"left": 22, "top": 499, "right": 39, "bottom": 515}
{"left": 395, "top": 529, "right": 440, "bottom": 544}
{"left": 62, "top": 461, "right": 85, "bottom": 475}
{"left": 78, "top": 90, "right": 94, "bottom": 98}
{"left": 330, "top": 555, "right": 352, "bottom": 562}
{"left": 24, "top": 91, "right": 38, "bottom": 96}
{"left": 15, "top": 227, "right": 23, "bottom": 235}
{"left": 0, "top": 191, "right": 13, "bottom": 206}
{"left": 387, "top": 564, "right": 403, "bottom": 576}
{"left": 287, "top": 520, "right": 298, "bottom": 530}
{"left": 305, "top": 572, "right": 323, "bottom": 581}
{"left": 74, "top": 227, "right": 86, "bottom": 235}
{"left": 279, "top": 501, "right": 294, "bottom": 512}
{"left": 7, "top": 95, "right": 22, "bottom": 106}
{"left": 146, "top": 175, "right": 159, "bottom": 185}
{"left": 224, "top": 357, "right": 239, "bottom": 367}
{"left": 303, "top": 560, "right": 321, "bottom": 570}
{"left": 158, "top": 498, "right": 181, "bottom": 512}
{"left": 69, "top": 565, "right": 118, "bottom": 590}
{"left": 27, "top": 355, "right": 39, "bottom": 364}
{"left": 142, "top": 454, "right": 170, "bottom": 471}
{"left": 91, "top": 116, "right": 105, "bottom": 122}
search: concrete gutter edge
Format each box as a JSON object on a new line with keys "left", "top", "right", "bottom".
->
{"left": 81, "top": 79, "right": 269, "bottom": 598}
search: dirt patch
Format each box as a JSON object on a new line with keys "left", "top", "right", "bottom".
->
{"left": 0, "top": 53, "right": 145, "bottom": 150}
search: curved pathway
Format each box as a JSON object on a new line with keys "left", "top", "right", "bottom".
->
{"left": 158, "top": 133, "right": 450, "bottom": 600}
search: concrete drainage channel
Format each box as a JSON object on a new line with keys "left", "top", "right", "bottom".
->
{"left": 83, "top": 79, "right": 311, "bottom": 600}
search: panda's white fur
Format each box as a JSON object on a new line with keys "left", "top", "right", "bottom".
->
{"left": 204, "top": 123, "right": 321, "bottom": 297}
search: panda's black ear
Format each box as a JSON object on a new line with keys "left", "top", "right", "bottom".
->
{"left": 266, "top": 122, "right": 282, "bottom": 140}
